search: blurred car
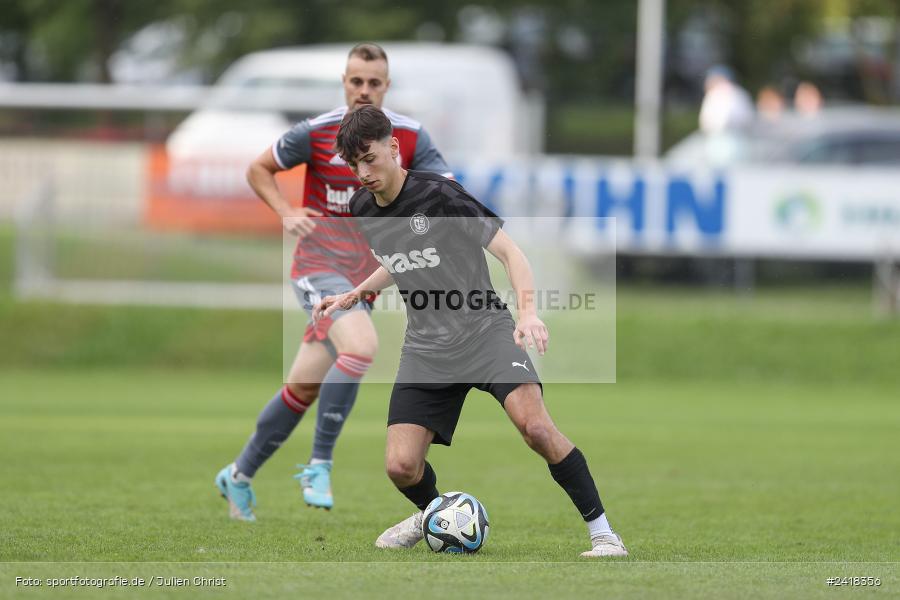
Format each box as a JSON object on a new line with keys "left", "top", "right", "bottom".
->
{"left": 166, "top": 43, "right": 542, "bottom": 162}
{"left": 665, "top": 106, "right": 900, "bottom": 168}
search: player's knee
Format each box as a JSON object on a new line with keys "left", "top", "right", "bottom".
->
{"left": 336, "top": 339, "right": 377, "bottom": 361}
{"left": 385, "top": 456, "right": 421, "bottom": 487}
{"left": 521, "top": 419, "right": 553, "bottom": 453}
{"left": 285, "top": 382, "right": 319, "bottom": 406}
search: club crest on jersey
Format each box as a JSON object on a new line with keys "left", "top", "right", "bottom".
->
{"left": 372, "top": 248, "right": 440, "bottom": 273}
{"left": 410, "top": 213, "right": 430, "bottom": 235}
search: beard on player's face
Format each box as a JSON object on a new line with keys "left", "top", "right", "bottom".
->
{"left": 343, "top": 57, "right": 389, "bottom": 109}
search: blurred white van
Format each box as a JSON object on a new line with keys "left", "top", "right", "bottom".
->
{"left": 166, "top": 43, "right": 544, "bottom": 162}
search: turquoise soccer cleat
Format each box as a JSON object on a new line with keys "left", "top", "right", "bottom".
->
{"left": 294, "top": 463, "right": 334, "bottom": 510}
{"left": 215, "top": 464, "right": 257, "bottom": 522}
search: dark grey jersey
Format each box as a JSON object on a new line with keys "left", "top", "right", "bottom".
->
{"left": 349, "top": 170, "right": 512, "bottom": 356}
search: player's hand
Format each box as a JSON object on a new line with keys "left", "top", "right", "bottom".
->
{"left": 514, "top": 313, "right": 549, "bottom": 355}
{"left": 280, "top": 206, "right": 323, "bottom": 238}
{"left": 313, "top": 291, "right": 361, "bottom": 322}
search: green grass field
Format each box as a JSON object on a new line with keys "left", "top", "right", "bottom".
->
{"left": 1, "top": 371, "right": 897, "bottom": 598}
{"left": 1, "top": 229, "right": 899, "bottom": 598}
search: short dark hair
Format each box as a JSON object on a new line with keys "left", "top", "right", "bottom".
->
{"left": 348, "top": 42, "right": 388, "bottom": 63}
{"left": 335, "top": 105, "right": 393, "bottom": 161}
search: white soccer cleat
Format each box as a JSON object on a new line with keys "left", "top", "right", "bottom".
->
{"left": 375, "top": 511, "right": 424, "bottom": 549}
{"left": 580, "top": 532, "right": 629, "bottom": 557}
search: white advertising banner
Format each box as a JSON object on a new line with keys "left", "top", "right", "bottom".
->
{"left": 448, "top": 157, "right": 900, "bottom": 261}
{"left": 728, "top": 167, "right": 900, "bottom": 259}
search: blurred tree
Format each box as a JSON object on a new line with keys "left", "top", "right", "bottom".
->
{"left": 826, "top": 0, "right": 898, "bottom": 19}
{"left": 147, "top": 0, "right": 458, "bottom": 81}
{"left": 667, "top": 0, "right": 824, "bottom": 94}
{"left": 826, "top": 0, "right": 899, "bottom": 103}
{"left": 1, "top": 0, "right": 896, "bottom": 152}
{"left": 0, "top": 0, "right": 171, "bottom": 81}
{"left": 539, "top": 1, "right": 639, "bottom": 102}
{"left": 0, "top": 1, "right": 31, "bottom": 80}
{"left": 0, "top": 0, "right": 893, "bottom": 97}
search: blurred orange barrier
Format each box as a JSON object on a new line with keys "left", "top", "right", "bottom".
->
{"left": 144, "top": 145, "right": 305, "bottom": 234}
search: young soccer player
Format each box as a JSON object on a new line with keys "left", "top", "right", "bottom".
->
{"left": 215, "top": 43, "right": 451, "bottom": 520}
{"left": 315, "top": 105, "right": 628, "bottom": 557}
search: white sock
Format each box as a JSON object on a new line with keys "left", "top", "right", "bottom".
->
{"left": 231, "top": 464, "right": 252, "bottom": 484}
{"left": 587, "top": 512, "right": 613, "bottom": 540}
{"left": 310, "top": 458, "right": 333, "bottom": 466}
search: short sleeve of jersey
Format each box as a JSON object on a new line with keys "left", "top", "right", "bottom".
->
{"left": 412, "top": 128, "right": 451, "bottom": 176}
{"left": 441, "top": 181, "right": 503, "bottom": 248}
{"left": 272, "top": 120, "right": 313, "bottom": 170}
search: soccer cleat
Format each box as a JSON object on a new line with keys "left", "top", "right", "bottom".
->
{"left": 580, "top": 532, "right": 629, "bottom": 557}
{"left": 294, "top": 463, "right": 334, "bottom": 510}
{"left": 214, "top": 464, "right": 257, "bottom": 522}
{"left": 375, "top": 511, "right": 424, "bottom": 549}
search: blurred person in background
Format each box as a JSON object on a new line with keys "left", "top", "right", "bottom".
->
{"left": 215, "top": 42, "right": 451, "bottom": 521}
{"left": 699, "top": 65, "right": 755, "bottom": 134}
{"left": 794, "top": 80, "right": 824, "bottom": 117}
{"left": 756, "top": 84, "right": 786, "bottom": 123}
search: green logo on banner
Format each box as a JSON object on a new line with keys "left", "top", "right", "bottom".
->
{"left": 774, "top": 192, "right": 822, "bottom": 232}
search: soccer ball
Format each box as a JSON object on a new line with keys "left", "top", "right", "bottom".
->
{"left": 422, "top": 491, "right": 490, "bottom": 553}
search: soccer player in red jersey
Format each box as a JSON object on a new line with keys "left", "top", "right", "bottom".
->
{"left": 215, "top": 43, "right": 450, "bottom": 520}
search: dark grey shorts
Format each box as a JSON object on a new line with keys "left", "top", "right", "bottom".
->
{"left": 388, "top": 321, "right": 542, "bottom": 446}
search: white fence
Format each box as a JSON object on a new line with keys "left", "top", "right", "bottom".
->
{"left": 0, "top": 139, "right": 144, "bottom": 223}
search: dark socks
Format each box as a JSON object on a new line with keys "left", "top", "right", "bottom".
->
{"left": 548, "top": 447, "right": 605, "bottom": 521}
{"left": 235, "top": 386, "right": 310, "bottom": 478}
{"left": 398, "top": 461, "right": 439, "bottom": 510}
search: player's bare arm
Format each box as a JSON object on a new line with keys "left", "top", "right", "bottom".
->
{"left": 315, "top": 265, "right": 395, "bottom": 321}
{"left": 486, "top": 229, "right": 549, "bottom": 355}
{"left": 246, "top": 147, "right": 322, "bottom": 237}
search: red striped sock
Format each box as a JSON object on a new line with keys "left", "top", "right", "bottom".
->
{"left": 334, "top": 353, "right": 373, "bottom": 379}
{"left": 281, "top": 385, "right": 314, "bottom": 414}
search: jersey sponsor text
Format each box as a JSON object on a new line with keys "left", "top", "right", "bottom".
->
{"left": 326, "top": 184, "right": 356, "bottom": 213}
{"left": 372, "top": 248, "right": 441, "bottom": 273}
